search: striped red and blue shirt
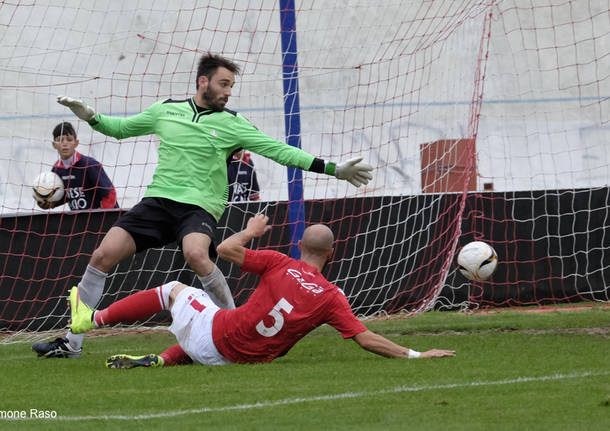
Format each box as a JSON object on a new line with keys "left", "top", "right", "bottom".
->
{"left": 52, "top": 152, "right": 117, "bottom": 210}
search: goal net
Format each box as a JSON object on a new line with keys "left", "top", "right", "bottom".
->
{"left": 1, "top": 0, "right": 608, "bottom": 340}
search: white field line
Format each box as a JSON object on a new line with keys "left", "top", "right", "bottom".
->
{"left": 3, "top": 370, "right": 608, "bottom": 422}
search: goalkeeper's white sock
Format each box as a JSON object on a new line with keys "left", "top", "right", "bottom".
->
{"left": 197, "top": 266, "right": 235, "bottom": 309}
{"left": 78, "top": 264, "right": 107, "bottom": 307}
{"left": 66, "top": 264, "right": 107, "bottom": 350}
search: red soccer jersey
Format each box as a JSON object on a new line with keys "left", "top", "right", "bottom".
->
{"left": 212, "top": 249, "right": 367, "bottom": 363}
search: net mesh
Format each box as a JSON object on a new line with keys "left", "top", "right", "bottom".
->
{"left": 1, "top": 0, "right": 608, "bottom": 341}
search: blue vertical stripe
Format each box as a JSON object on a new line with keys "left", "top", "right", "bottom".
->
{"left": 279, "top": 0, "right": 305, "bottom": 258}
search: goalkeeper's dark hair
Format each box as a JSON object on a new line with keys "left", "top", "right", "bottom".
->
{"left": 196, "top": 52, "right": 241, "bottom": 89}
{"left": 52, "top": 122, "right": 77, "bottom": 140}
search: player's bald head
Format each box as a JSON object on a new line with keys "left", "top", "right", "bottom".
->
{"left": 300, "top": 224, "right": 334, "bottom": 256}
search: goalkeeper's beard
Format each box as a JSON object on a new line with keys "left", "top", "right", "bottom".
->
{"left": 203, "top": 88, "right": 228, "bottom": 111}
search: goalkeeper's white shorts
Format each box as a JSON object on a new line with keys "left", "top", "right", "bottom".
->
{"left": 169, "top": 286, "right": 232, "bottom": 366}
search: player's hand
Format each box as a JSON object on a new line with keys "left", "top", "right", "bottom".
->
{"left": 335, "top": 157, "right": 373, "bottom": 187}
{"left": 420, "top": 349, "right": 456, "bottom": 358}
{"left": 37, "top": 200, "right": 53, "bottom": 210}
{"left": 57, "top": 96, "right": 96, "bottom": 122}
{"left": 246, "top": 214, "right": 272, "bottom": 238}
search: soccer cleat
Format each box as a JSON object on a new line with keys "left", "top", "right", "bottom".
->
{"left": 32, "top": 337, "right": 82, "bottom": 358}
{"left": 68, "top": 286, "right": 95, "bottom": 334}
{"left": 105, "top": 354, "right": 163, "bottom": 369}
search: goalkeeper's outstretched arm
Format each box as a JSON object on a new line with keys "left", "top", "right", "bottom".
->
{"left": 308, "top": 156, "right": 374, "bottom": 187}
{"left": 57, "top": 96, "right": 95, "bottom": 122}
{"left": 352, "top": 330, "right": 456, "bottom": 359}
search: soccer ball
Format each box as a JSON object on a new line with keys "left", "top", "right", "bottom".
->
{"left": 32, "top": 171, "right": 64, "bottom": 204}
{"left": 457, "top": 241, "right": 498, "bottom": 281}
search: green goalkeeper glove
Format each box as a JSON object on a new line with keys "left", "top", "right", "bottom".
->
{"left": 330, "top": 157, "right": 373, "bottom": 187}
{"left": 57, "top": 96, "right": 96, "bottom": 122}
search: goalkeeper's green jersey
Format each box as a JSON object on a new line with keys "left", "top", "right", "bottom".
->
{"left": 89, "top": 98, "right": 315, "bottom": 221}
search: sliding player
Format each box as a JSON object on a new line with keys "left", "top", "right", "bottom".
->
{"left": 33, "top": 52, "right": 373, "bottom": 359}
{"left": 68, "top": 214, "right": 456, "bottom": 368}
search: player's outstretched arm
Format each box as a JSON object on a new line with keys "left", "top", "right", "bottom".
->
{"left": 217, "top": 214, "right": 272, "bottom": 266}
{"left": 57, "top": 96, "right": 96, "bottom": 122}
{"left": 329, "top": 157, "right": 374, "bottom": 187}
{"left": 352, "top": 329, "right": 456, "bottom": 359}
{"left": 309, "top": 156, "right": 374, "bottom": 187}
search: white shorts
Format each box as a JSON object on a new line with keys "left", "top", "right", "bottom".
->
{"left": 168, "top": 287, "right": 232, "bottom": 366}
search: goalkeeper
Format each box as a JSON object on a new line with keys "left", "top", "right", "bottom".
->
{"left": 67, "top": 214, "right": 456, "bottom": 368}
{"left": 33, "top": 52, "right": 373, "bottom": 359}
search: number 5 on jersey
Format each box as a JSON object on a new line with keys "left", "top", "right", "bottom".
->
{"left": 256, "top": 298, "right": 293, "bottom": 337}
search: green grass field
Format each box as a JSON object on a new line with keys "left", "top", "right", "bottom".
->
{"left": 1, "top": 306, "right": 609, "bottom": 430}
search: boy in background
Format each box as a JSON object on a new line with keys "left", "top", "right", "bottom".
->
{"left": 38, "top": 122, "right": 117, "bottom": 210}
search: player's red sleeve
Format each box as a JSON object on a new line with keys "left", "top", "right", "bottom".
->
{"left": 240, "top": 249, "right": 287, "bottom": 275}
{"left": 326, "top": 290, "right": 368, "bottom": 338}
{"left": 100, "top": 188, "right": 117, "bottom": 208}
